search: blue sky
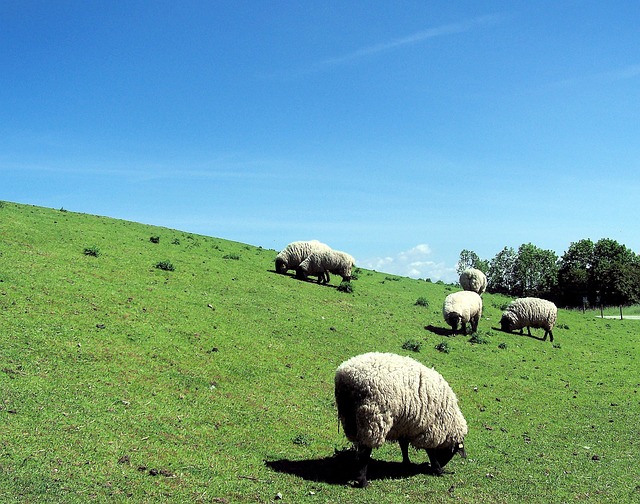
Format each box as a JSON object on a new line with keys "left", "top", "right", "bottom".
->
{"left": 2, "top": 1, "right": 639, "bottom": 282}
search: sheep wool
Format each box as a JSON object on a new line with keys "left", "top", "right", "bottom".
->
{"left": 274, "top": 240, "right": 331, "bottom": 275}
{"left": 459, "top": 268, "right": 488, "bottom": 295}
{"left": 500, "top": 297, "right": 558, "bottom": 342}
{"left": 335, "top": 352, "right": 467, "bottom": 487}
{"left": 442, "top": 290, "right": 483, "bottom": 334}
{"left": 296, "top": 249, "right": 355, "bottom": 283}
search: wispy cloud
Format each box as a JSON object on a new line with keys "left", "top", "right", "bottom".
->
{"left": 599, "top": 63, "right": 640, "bottom": 81}
{"left": 359, "top": 244, "right": 457, "bottom": 282}
{"left": 552, "top": 63, "right": 640, "bottom": 88}
{"left": 0, "top": 155, "right": 284, "bottom": 183}
{"left": 314, "top": 14, "right": 504, "bottom": 70}
{"left": 268, "top": 14, "right": 505, "bottom": 79}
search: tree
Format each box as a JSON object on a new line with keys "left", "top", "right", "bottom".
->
{"left": 557, "top": 239, "right": 594, "bottom": 306}
{"left": 487, "top": 247, "right": 517, "bottom": 295}
{"left": 456, "top": 249, "right": 489, "bottom": 275}
{"left": 513, "top": 243, "right": 558, "bottom": 298}
{"left": 591, "top": 238, "right": 639, "bottom": 307}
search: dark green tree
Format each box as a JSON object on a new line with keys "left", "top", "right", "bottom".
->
{"left": 487, "top": 246, "right": 517, "bottom": 295}
{"left": 591, "top": 238, "right": 640, "bottom": 307}
{"left": 557, "top": 239, "right": 594, "bottom": 306}
{"left": 514, "top": 243, "right": 558, "bottom": 298}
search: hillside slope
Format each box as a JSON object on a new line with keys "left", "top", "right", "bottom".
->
{"left": 1, "top": 201, "right": 638, "bottom": 503}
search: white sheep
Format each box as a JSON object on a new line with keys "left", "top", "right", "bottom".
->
{"left": 500, "top": 297, "right": 558, "bottom": 342}
{"left": 442, "top": 291, "right": 483, "bottom": 334}
{"left": 335, "top": 352, "right": 468, "bottom": 487}
{"left": 295, "top": 249, "right": 355, "bottom": 284}
{"left": 274, "top": 240, "right": 331, "bottom": 281}
{"left": 459, "top": 268, "right": 487, "bottom": 295}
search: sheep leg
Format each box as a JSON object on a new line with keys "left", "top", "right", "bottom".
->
{"left": 425, "top": 449, "right": 444, "bottom": 476}
{"left": 399, "top": 438, "right": 411, "bottom": 465}
{"left": 470, "top": 314, "right": 479, "bottom": 333}
{"left": 460, "top": 321, "right": 467, "bottom": 335}
{"left": 355, "top": 445, "right": 372, "bottom": 488}
{"left": 544, "top": 329, "right": 554, "bottom": 342}
{"left": 526, "top": 327, "right": 532, "bottom": 336}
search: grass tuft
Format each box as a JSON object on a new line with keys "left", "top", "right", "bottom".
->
{"left": 401, "top": 339, "right": 422, "bottom": 352}
{"left": 154, "top": 260, "right": 175, "bottom": 271}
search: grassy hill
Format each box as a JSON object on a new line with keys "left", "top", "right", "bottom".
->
{"left": 1, "top": 201, "right": 638, "bottom": 503}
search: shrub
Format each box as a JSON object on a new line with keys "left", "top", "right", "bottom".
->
{"left": 171, "top": 238, "right": 180, "bottom": 245}
{"left": 435, "top": 341, "right": 450, "bottom": 353}
{"left": 83, "top": 246, "right": 100, "bottom": 257}
{"left": 402, "top": 339, "right": 422, "bottom": 352}
{"left": 337, "top": 281, "right": 354, "bottom": 293}
{"left": 469, "top": 332, "right": 489, "bottom": 345}
{"left": 292, "top": 434, "right": 311, "bottom": 446}
{"left": 498, "top": 342, "right": 508, "bottom": 350}
{"left": 223, "top": 254, "right": 240, "bottom": 260}
{"left": 414, "top": 297, "right": 429, "bottom": 308}
{"left": 150, "top": 236, "right": 160, "bottom": 244}
{"left": 155, "top": 260, "right": 175, "bottom": 272}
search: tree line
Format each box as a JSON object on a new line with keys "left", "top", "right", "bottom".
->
{"left": 457, "top": 238, "right": 640, "bottom": 308}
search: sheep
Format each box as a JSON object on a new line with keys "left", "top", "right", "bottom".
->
{"left": 500, "top": 297, "right": 558, "bottom": 342}
{"left": 442, "top": 290, "right": 483, "bottom": 334}
{"left": 296, "top": 249, "right": 355, "bottom": 284}
{"left": 274, "top": 240, "right": 331, "bottom": 281}
{"left": 334, "top": 352, "right": 467, "bottom": 488}
{"left": 459, "top": 268, "right": 487, "bottom": 295}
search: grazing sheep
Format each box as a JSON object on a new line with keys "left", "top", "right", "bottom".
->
{"left": 442, "top": 291, "right": 483, "bottom": 334}
{"left": 274, "top": 240, "right": 331, "bottom": 281}
{"left": 500, "top": 297, "right": 558, "bottom": 342}
{"left": 335, "top": 352, "right": 467, "bottom": 487}
{"left": 296, "top": 249, "right": 355, "bottom": 284}
{"left": 459, "top": 268, "right": 487, "bottom": 295}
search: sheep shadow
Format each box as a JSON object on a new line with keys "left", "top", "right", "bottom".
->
{"left": 270, "top": 269, "right": 339, "bottom": 288}
{"left": 265, "top": 449, "right": 430, "bottom": 486}
{"left": 492, "top": 326, "right": 548, "bottom": 341}
{"left": 424, "top": 325, "right": 455, "bottom": 337}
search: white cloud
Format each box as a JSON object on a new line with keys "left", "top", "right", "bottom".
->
{"left": 359, "top": 244, "right": 457, "bottom": 282}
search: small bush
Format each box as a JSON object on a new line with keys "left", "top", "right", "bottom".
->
{"left": 83, "top": 246, "right": 100, "bottom": 257}
{"left": 414, "top": 297, "right": 429, "bottom": 308}
{"left": 337, "top": 281, "right": 354, "bottom": 293}
{"left": 150, "top": 236, "right": 160, "bottom": 244}
{"left": 435, "top": 341, "right": 450, "bottom": 353}
{"left": 402, "top": 339, "right": 422, "bottom": 352}
{"left": 223, "top": 254, "right": 240, "bottom": 260}
{"left": 498, "top": 342, "right": 508, "bottom": 350}
{"left": 469, "top": 332, "right": 489, "bottom": 344}
{"left": 171, "top": 238, "right": 180, "bottom": 245}
{"left": 292, "top": 434, "right": 311, "bottom": 446}
{"left": 155, "top": 260, "right": 175, "bottom": 271}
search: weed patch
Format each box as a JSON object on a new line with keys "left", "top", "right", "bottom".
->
{"left": 401, "top": 339, "right": 422, "bottom": 352}
{"left": 83, "top": 245, "right": 100, "bottom": 257}
{"left": 155, "top": 260, "right": 175, "bottom": 271}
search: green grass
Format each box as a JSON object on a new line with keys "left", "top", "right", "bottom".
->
{"left": 1, "top": 201, "right": 639, "bottom": 503}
